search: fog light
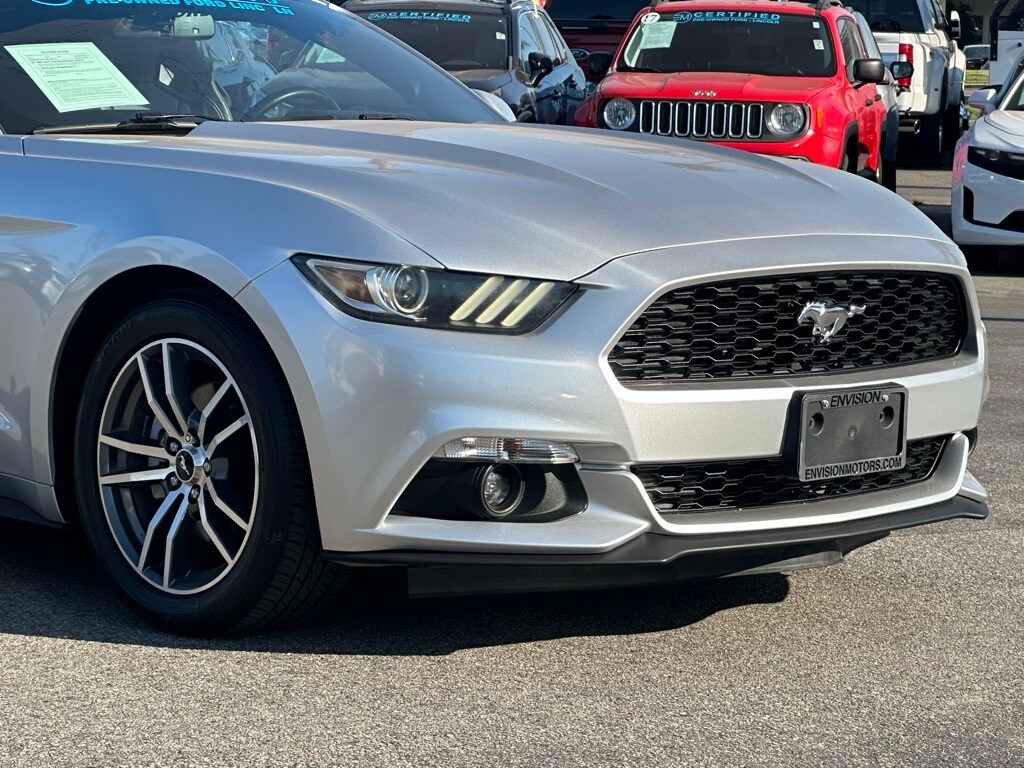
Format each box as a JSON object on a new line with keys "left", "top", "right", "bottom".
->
{"left": 475, "top": 465, "right": 525, "bottom": 519}
{"left": 435, "top": 437, "right": 578, "bottom": 464}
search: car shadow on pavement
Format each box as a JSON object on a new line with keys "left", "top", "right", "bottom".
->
{"left": 0, "top": 519, "right": 789, "bottom": 655}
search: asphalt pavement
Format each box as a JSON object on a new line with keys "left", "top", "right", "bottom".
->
{"left": 0, "top": 169, "right": 1021, "bottom": 767}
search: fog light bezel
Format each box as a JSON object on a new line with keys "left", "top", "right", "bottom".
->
{"left": 475, "top": 464, "right": 526, "bottom": 519}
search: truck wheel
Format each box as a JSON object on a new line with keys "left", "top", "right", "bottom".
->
{"left": 914, "top": 111, "right": 944, "bottom": 167}
{"left": 880, "top": 151, "right": 897, "bottom": 191}
{"left": 942, "top": 99, "right": 963, "bottom": 152}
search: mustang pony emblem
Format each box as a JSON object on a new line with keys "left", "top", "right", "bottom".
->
{"left": 797, "top": 301, "right": 866, "bottom": 345}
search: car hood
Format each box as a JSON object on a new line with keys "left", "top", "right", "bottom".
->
{"left": 979, "top": 110, "right": 1024, "bottom": 144}
{"left": 24, "top": 120, "right": 943, "bottom": 281}
{"left": 600, "top": 71, "right": 836, "bottom": 103}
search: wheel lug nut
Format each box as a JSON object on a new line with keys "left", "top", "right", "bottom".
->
{"left": 189, "top": 487, "right": 201, "bottom": 502}
{"left": 168, "top": 440, "right": 180, "bottom": 454}
{"left": 168, "top": 475, "right": 181, "bottom": 489}
{"left": 184, "top": 434, "right": 194, "bottom": 445}
{"left": 203, "top": 461, "right": 212, "bottom": 473}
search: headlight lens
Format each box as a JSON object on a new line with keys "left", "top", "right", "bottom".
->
{"left": 295, "top": 257, "right": 577, "bottom": 334}
{"left": 603, "top": 98, "right": 636, "bottom": 130}
{"left": 767, "top": 104, "right": 807, "bottom": 137}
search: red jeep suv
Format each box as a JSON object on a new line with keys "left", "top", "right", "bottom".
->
{"left": 575, "top": 0, "right": 891, "bottom": 180}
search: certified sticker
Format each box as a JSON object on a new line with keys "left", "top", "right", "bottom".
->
{"left": 640, "top": 12, "right": 661, "bottom": 24}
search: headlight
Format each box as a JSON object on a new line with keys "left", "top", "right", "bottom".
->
{"left": 603, "top": 98, "right": 636, "bottom": 130}
{"left": 294, "top": 257, "right": 578, "bottom": 334}
{"left": 767, "top": 104, "right": 806, "bottom": 137}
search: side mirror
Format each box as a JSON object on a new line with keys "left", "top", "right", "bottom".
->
{"left": 949, "top": 10, "right": 961, "bottom": 40}
{"left": 853, "top": 58, "right": 887, "bottom": 85}
{"left": 472, "top": 89, "right": 516, "bottom": 122}
{"left": 967, "top": 87, "right": 999, "bottom": 112}
{"left": 588, "top": 51, "right": 613, "bottom": 80}
{"left": 528, "top": 52, "right": 554, "bottom": 85}
{"left": 890, "top": 60, "right": 914, "bottom": 81}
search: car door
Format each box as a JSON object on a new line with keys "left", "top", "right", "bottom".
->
{"left": 535, "top": 11, "right": 588, "bottom": 123}
{"left": 514, "top": 11, "right": 548, "bottom": 121}
{"left": 839, "top": 17, "right": 881, "bottom": 171}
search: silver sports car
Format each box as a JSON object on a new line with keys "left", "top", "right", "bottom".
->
{"left": 0, "top": 0, "right": 988, "bottom": 635}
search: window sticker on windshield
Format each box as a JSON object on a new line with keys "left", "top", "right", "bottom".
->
{"left": 639, "top": 21, "right": 676, "bottom": 48}
{"left": 640, "top": 12, "right": 661, "bottom": 24}
{"left": 5, "top": 43, "right": 149, "bottom": 114}
{"left": 674, "top": 10, "right": 781, "bottom": 24}
{"left": 812, "top": 21, "right": 821, "bottom": 28}
{"left": 367, "top": 11, "right": 472, "bottom": 22}
{"left": 813, "top": 39, "right": 824, "bottom": 49}
{"left": 496, "top": 31, "right": 506, "bottom": 40}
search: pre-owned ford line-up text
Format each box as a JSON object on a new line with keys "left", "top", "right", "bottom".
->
{"left": 0, "top": 0, "right": 988, "bottom": 635}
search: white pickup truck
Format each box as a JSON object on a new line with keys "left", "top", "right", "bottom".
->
{"left": 844, "top": 0, "right": 965, "bottom": 164}
{"left": 988, "top": 0, "right": 1024, "bottom": 88}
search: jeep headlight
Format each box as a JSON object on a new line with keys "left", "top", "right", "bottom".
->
{"left": 295, "top": 257, "right": 578, "bottom": 334}
{"left": 767, "top": 104, "right": 807, "bottom": 137}
{"left": 603, "top": 98, "right": 636, "bottom": 130}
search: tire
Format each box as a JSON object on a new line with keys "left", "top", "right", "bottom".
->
{"left": 914, "top": 110, "right": 944, "bottom": 167}
{"left": 942, "top": 95, "right": 962, "bottom": 152}
{"left": 880, "top": 150, "right": 898, "bottom": 191}
{"left": 74, "top": 292, "right": 349, "bottom": 636}
{"left": 839, "top": 139, "right": 857, "bottom": 174}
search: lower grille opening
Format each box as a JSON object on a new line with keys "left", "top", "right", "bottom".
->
{"left": 633, "top": 437, "right": 949, "bottom": 515}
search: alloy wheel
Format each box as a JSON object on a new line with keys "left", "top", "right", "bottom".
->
{"left": 96, "top": 338, "right": 259, "bottom": 595}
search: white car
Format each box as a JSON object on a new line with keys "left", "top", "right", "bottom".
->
{"left": 845, "top": 0, "right": 966, "bottom": 164}
{"left": 952, "top": 73, "right": 1024, "bottom": 248}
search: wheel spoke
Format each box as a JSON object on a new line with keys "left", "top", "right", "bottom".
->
{"left": 100, "top": 467, "right": 171, "bottom": 486}
{"left": 206, "top": 415, "right": 250, "bottom": 457}
{"left": 137, "top": 353, "right": 183, "bottom": 443}
{"left": 163, "top": 342, "right": 194, "bottom": 438}
{"left": 99, "top": 434, "right": 170, "bottom": 462}
{"left": 197, "top": 379, "right": 232, "bottom": 444}
{"left": 206, "top": 480, "right": 250, "bottom": 531}
{"left": 163, "top": 503, "right": 190, "bottom": 589}
{"left": 138, "top": 490, "right": 183, "bottom": 572}
{"left": 198, "top": 494, "right": 233, "bottom": 565}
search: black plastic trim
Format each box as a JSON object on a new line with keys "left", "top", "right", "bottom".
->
{"left": 328, "top": 494, "right": 987, "bottom": 568}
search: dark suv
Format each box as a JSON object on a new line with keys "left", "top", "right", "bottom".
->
{"left": 348, "top": 0, "right": 587, "bottom": 124}
{"left": 542, "top": 0, "right": 647, "bottom": 79}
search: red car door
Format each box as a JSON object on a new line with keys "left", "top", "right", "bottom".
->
{"left": 837, "top": 16, "right": 882, "bottom": 172}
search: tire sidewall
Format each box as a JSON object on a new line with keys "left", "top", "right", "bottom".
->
{"left": 75, "top": 297, "right": 306, "bottom": 632}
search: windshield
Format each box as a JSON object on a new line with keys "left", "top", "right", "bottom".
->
{"left": 544, "top": 0, "right": 647, "bottom": 22}
{"left": 619, "top": 11, "right": 837, "bottom": 77}
{"left": 1004, "top": 73, "right": 1024, "bottom": 110}
{"left": 0, "top": 1, "right": 498, "bottom": 135}
{"left": 841, "top": 0, "right": 925, "bottom": 33}
{"left": 356, "top": 9, "right": 509, "bottom": 72}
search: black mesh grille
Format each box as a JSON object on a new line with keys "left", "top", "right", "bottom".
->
{"left": 610, "top": 272, "right": 968, "bottom": 385}
{"left": 634, "top": 437, "right": 948, "bottom": 515}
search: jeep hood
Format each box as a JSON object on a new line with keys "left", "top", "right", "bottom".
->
{"left": 24, "top": 120, "right": 943, "bottom": 281}
{"left": 600, "top": 71, "right": 836, "bottom": 104}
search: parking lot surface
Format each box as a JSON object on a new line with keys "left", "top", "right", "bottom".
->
{"left": 0, "top": 169, "right": 1021, "bottom": 768}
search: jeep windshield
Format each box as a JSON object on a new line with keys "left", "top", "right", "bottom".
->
{"left": 0, "top": 0, "right": 497, "bottom": 136}
{"left": 841, "top": 0, "right": 926, "bottom": 33}
{"left": 354, "top": 8, "right": 509, "bottom": 73}
{"left": 618, "top": 10, "right": 837, "bottom": 77}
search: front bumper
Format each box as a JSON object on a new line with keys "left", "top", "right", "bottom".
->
{"left": 240, "top": 234, "right": 987, "bottom": 561}
{"left": 952, "top": 161, "right": 1024, "bottom": 247}
{"left": 712, "top": 130, "right": 845, "bottom": 169}
{"left": 331, "top": 492, "right": 988, "bottom": 596}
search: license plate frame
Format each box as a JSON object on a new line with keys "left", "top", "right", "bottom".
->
{"left": 796, "top": 385, "right": 908, "bottom": 483}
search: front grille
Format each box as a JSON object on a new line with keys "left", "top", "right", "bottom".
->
{"left": 634, "top": 437, "right": 948, "bottom": 515}
{"left": 639, "top": 100, "right": 765, "bottom": 140}
{"left": 609, "top": 271, "right": 968, "bottom": 385}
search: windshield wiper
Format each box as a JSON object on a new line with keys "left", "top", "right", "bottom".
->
{"left": 32, "top": 113, "right": 226, "bottom": 135}
{"left": 617, "top": 66, "right": 660, "bottom": 73}
{"left": 358, "top": 114, "right": 413, "bottom": 121}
